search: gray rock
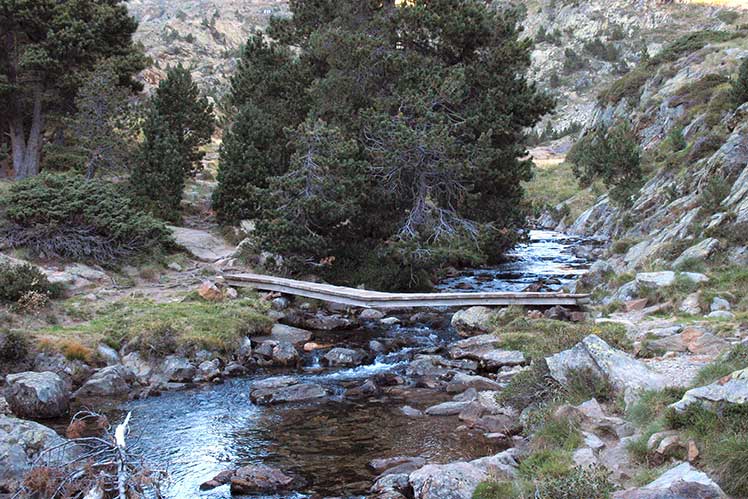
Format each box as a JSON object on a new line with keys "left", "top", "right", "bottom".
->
{"left": 162, "top": 356, "right": 196, "bottom": 383}
{"left": 671, "top": 367, "right": 748, "bottom": 412}
{"left": 360, "top": 309, "right": 386, "bottom": 321}
{"left": 450, "top": 307, "right": 498, "bottom": 336}
{"left": 614, "top": 280, "right": 640, "bottom": 302}
{"left": 5, "top": 372, "right": 70, "bottom": 419}
{"left": 323, "top": 347, "right": 368, "bottom": 367}
{"left": 425, "top": 399, "right": 474, "bottom": 416}
{"left": 196, "top": 360, "right": 222, "bottom": 382}
{"left": 271, "top": 341, "right": 300, "bottom": 367}
{"left": 678, "top": 293, "right": 702, "bottom": 315}
{"left": 706, "top": 310, "right": 735, "bottom": 320}
{"left": 370, "top": 456, "right": 426, "bottom": 474}
{"left": 636, "top": 271, "right": 675, "bottom": 288}
{"left": 96, "top": 344, "right": 120, "bottom": 365}
{"left": 680, "top": 272, "right": 709, "bottom": 284}
{"left": 409, "top": 462, "right": 488, "bottom": 499}
{"left": 73, "top": 365, "right": 133, "bottom": 399}
{"left": 121, "top": 352, "right": 154, "bottom": 384}
{"left": 449, "top": 335, "right": 526, "bottom": 370}
{"left": 546, "top": 335, "right": 669, "bottom": 404}
{"left": 268, "top": 324, "right": 312, "bottom": 345}
{"left": 710, "top": 297, "right": 730, "bottom": 312}
{"left": 400, "top": 406, "right": 423, "bottom": 417}
{"left": 672, "top": 238, "right": 719, "bottom": 269}
{"left": 645, "top": 463, "right": 722, "bottom": 491}
{"left": 250, "top": 382, "right": 326, "bottom": 405}
{"left": 169, "top": 226, "right": 234, "bottom": 262}
{"left": 0, "top": 415, "right": 74, "bottom": 489}
{"left": 271, "top": 296, "right": 291, "bottom": 311}
{"left": 573, "top": 447, "right": 598, "bottom": 467}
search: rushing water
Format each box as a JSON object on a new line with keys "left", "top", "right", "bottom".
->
{"left": 116, "top": 230, "right": 591, "bottom": 499}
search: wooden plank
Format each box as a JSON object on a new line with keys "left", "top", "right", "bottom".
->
{"left": 225, "top": 272, "right": 589, "bottom": 309}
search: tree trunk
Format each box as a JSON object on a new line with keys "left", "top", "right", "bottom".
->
{"left": 5, "top": 32, "right": 44, "bottom": 180}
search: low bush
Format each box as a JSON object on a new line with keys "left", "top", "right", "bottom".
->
{"left": 531, "top": 416, "right": 582, "bottom": 452}
{"left": 563, "top": 367, "right": 615, "bottom": 404}
{"left": 498, "top": 361, "right": 561, "bottom": 411}
{"left": 708, "top": 433, "right": 748, "bottom": 496}
{"left": 518, "top": 449, "right": 573, "bottom": 480}
{"left": 1, "top": 173, "right": 173, "bottom": 264}
{"left": 0, "top": 329, "right": 30, "bottom": 362}
{"left": 0, "top": 262, "right": 62, "bottom": 303}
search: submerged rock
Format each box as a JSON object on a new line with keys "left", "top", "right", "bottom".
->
{"left": 4, "top": 371, "right": 70, "bottom": 419}
{"left": 250, "top": 379, "right": 326, "bottom": 405}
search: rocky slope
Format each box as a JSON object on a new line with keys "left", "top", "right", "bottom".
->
{"left": 126, "top": 0, "right": 289, "bottom": 96}
{"left": 126, "top": 0, "right": 739, "bottom": 129}
{"left": 558, "top": 27, "right": 748, "bottom": 274}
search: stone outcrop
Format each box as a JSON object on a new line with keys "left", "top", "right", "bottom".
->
{"left": 169, "top": 226, "right": 234, "bottom": 262}
{"left": 450, "top": 307, "right": 499, "bottom": 336}
{"left": 4, "top": 371, "right": 70, "bottom": 419}
{"left": 671, "top": 367, "right": 748, "bottom": 412}
{"left": 448, "top": 335, "right": 526, "bottom": 371}
{"left": 249, "top": 376, "right": 326, "bottom": 405}
{"left": 614, "top": 462, "right": 725, "bottom": 499}
{"left": 73, "top": 365, "right": 134, "bottom": 399}
{"left": 546, "top": 335, "right": 669, "bottom": 404}
{"left": 0, "top": 415, "right": 75, "bottom": 489}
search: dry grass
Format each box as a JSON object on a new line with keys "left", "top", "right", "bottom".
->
{"left": 681, "top": 0, "right": 747, "bottom": 8}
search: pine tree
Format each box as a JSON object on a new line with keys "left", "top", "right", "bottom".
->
{"left": 212, "top": 33, "right": 310, "bottom": 222}
{"left": 0, "top": 0, "right": 147, "bottom": 179}
{"left": 217, "top": 0, "right": 552, "bottom": 288}
{"left": 213, "top": 104, "right": 287, "bottom": 223}
{"left": 151, "top": 65, "right": 214, "bottom": 177}
{"left": 731, "top": 58, "right": 748, "bottom": 107}
{"left": 71, "top": 64, "right": 139, "bottom": 179}
{"left": 130, "top": 111, "right": 187, "bottom": 221}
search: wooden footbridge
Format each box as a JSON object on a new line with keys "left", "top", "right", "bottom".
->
{"left": 224, "top": 273, "right": 590, "bottom": 309}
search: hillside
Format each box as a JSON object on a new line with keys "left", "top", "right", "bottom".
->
{"left": 126, "top": 0, "right": 742, "bottom": 133}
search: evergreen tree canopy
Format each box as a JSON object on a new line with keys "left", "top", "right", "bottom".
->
{"left": 151, "top": 65, "right": 215, "bottom": 177}
{"left": 0, "top": 0, "right": 147, "bottom": 179}
{"left": 731, "top": 57, "right": 748, "bottom": 107}
{"left": 215, "top": 0, "right": 553, "bottom": 289}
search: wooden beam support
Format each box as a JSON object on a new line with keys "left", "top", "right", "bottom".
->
{"left": 224, "top": 273, "right": 589, "bottom": 309}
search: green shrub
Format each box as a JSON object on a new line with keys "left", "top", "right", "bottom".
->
{"left": 650, "top": 31, "right": 736, "bottom": 66}
{"left": 717, "top": 10, "right": 740, "bottom": 25}
{"left": 472, "top": 481, "right": 519, "bottom": 499}
{"left": 627, "top": 388, "right": 686, "bottom": 427}
{"left": 568, "top": 123, "right": 643, "bottom": 207}
{"left": 499, "top": 361, "right": 561, "bottom": 411}
{"left": 584, "top": 38, "right": 619, "bottom": 62}
{"left": 519, "top": 449, "right": 573, "bottom": 480}
{"left": 0, "top": 329, "right": 30, "bottom": 362}
{"left": 1, "top": 173, "right": 173, "bottom": 264}
{"left": 536, "top": 465, "right": 614, "bottom": 499}
{"left": 0, "top": 262, "right": 63, "bottom": 303}
{"left": 731, "top": 57, "right": 748, "bottom": 106}
{"left": 563, "top": 367, "right": 614, "bottom": 404}
{"left": 708, "top": 433, "right": 748, "bottom": 497}
{"left": 532, "top": 416, "right": 582, "bottom": 452}
{"left": 699, "top": 177, "right": 731, "bottom": 213}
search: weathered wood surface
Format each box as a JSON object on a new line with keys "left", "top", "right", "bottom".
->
{"left": 225, "top": 273, "right": 590, "bottom": 309}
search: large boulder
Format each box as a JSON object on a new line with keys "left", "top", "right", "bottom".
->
{"left": 672, "top": 238, "right": 720, "bottom": 269}
{"left": 449, "top": 335, "right": 526, "bottom": 371}
{"left": 671, "top": 367, "right": 748, "bottom": 412}
{"left": 4, "top": 372, "right": 70, "bottom": 419}
{"left": 446, "top": 373, "right": 502, "bottom": 393}
{"left": 0, "top": 415, "right": 74, "bottom": 489}
{"left": 450, "top": 307, "right": 498, "bottom": 336}
{"left": 161, "top": 356, "right": 197, "bottom": 383}
{"left": 169, "top": 226, "right": 234, "bottom": 262}
{"left": 636, "top": 272, "right": 676, "bottom": 288}
{"left": 73, "top": 365, "right": 134, "bottom": 399}
{"left": 267, "top": 324, "right": 313, "bottom": 345}
{"left": 409, "top": 462, "right": 487, "bottom": 499}
{"left": 546, "top": 335, "right": 669, "bottom": 404}
{"left": 408, "top": 452, "right": 517, "bottom": 499}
